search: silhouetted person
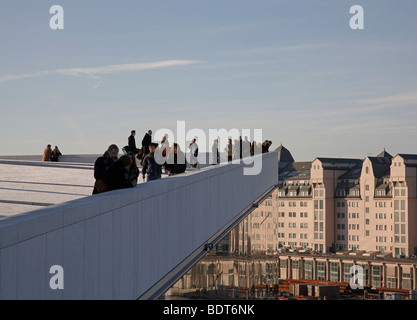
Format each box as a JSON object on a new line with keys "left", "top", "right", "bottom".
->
{"left": 242, "top": 136, "right": 250, "bottom": 158}
{"left": 124, "top": 130, "right": 139, "bottom": 154}
{"left": 142, "top": 142, "right": 162, "bottom": 182}
{"left": 125, "top": 152, "right": 139, "bottom": 187}
{"left": 93, "top": 144, "right": 119, "bottom": 194}
{"left": 262, "top": 140, "right": 272, "bottom": 153}
{"left": 50, "top": 146, "right": 62, "bottom": 162}
{"left": 107, "top": 155, "right": 134, "bottom": 191}
{"left": 225, "top": 138, "right": 233, "bottom": 162}
{"left": 239, "top": 136, "right": 243, "bottom": 159}
{"left": 141, "top": 130, "right": 152, "bottom": 157}
{"left": 166, "top": 143, "right": 186, "bottom": 175}
{"left": 250, "top": 141, "right": 256, "bottom": 157}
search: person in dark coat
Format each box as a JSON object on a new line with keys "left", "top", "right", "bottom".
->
{"left": 242, "top": 136, "right": 251, "bottom": 158}
{"left": 262, "top": 140, "right": 272, "bottom": 153}
{"left": 225, "top": 138, "right": 233, "bottom": 162}
{"left": 125, "top": 152, "right": 139, "bottom": 187}
{"left": 124, "top": 130, "right": 139, "bottom": 154}
{"left": 107, "top": 155, "right": 133, "bottom": 191}
{"left": 92, "top": 144, "right": 119, "bottom": 194}
{"left": 166, "top": 143, "right": 187, "bottom": 175}
{"left": 50, "top": 146, "right": 62, "bottom": 162}
{"left": 250, "top": 141, "right": 256, "bottom": 157}
{"left": 141, "top": 130, "right": 152, "bottom": 157}
{"left": 142, "top": 142, "right": 162, "bottom": 182}
{"left": 239, "top": 136, "right": 243, "bottom": 159}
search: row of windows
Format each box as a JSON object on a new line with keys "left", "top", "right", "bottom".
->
{"left": 278, "top": 201, "right": 309, "bottom": 207}
{"left": 336, "top": 235, "right": 361, "bottom": 241}
{"left": 336, "top": 212, "right": 361, "bottom": 219}
{"left": 277, "top": 233, "right": 309, "bottom": 239}
{"left": 277, "top": 199, "right": 403, "bottom": 208}
{"left": 278, "top": 212, "right": 309, "bottom": 218}
{"left": 394, "top": 189, "right": 406, "bottom": 196}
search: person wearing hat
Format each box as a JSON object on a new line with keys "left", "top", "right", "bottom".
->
{"left": 141, "top": 142, "right": 162, "bottom": 182}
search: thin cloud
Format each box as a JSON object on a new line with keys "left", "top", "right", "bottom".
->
{"left": 324, "top": 91, "right": 417, "bottom": 117}
{"left": 351, "top": 92, "right": 417, "bottom": 109}
{"left": 0, "top": 60, "right": 199, "bottom": 83}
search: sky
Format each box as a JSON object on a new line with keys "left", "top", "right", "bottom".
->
{"left": 0, "top": 0, "right": 416, "bottom": 161}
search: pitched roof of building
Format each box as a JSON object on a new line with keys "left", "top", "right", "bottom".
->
{"left": 377, "top": 149, "right": 393, "bottom": 159}
{"left": 368, "top": 156, "right": 391, "bottom": 178}
{"left": 279, "top": 161, "right": 312, "bottom": 180}
{"left": 316, "top": 157, "right": 362, "bottom": 164}
{"left": 275, "top": 144, "right": 295, "bottom": 163}
{"left": 398, "top": 154, "right": 417, "bottom": 160}
{"left": 338, "top": 163, "right": 363, "bottom": 179}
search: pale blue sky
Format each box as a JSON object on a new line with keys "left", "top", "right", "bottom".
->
{"left": 1, "top": 0, "right": 416, "bottom": 160}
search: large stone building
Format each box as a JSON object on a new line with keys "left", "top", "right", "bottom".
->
{"left": 230, "top": 145, "right": 417, "bottom": 259}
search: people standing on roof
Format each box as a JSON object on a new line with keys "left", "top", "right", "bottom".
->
{"left": 125, "top": 151, "right": 139, "bottom": 187}
{"left": 50, "top": 146, "right": 62, "bottom": 162}
{"left": 238, "top": 136, "right": 243, "bottom": 159}
{"left": 225, "top": 138, "right": 233, "bottom": 162}
{"left": 92, "top": 144, "right": 119, "bottom": 194}
{"left": 232, "top": 139, "right": 239, "bottom": 160}
{"left": 142, "top": 142, "right": 162, "bottom": 182}
{"left": 262, "top": 140, "right": 272, "bottom": 153}
{"left": 123, "top": 130, "right": 140, "bottom": 155}
{"left": 257, "top": 142, "right": 263, "bottom": 153}
{"left": 141, "top": 129, "right": 152, "bottom": 157}
{"left": 188, "top": 138, "right": 199, "bottom": 168}
{"left": 250, "top": 141, "right": 256, "bottom": 157}
{"left": 107, "top": 155, "right": 134, "bottom": 191}
{"left": 212, "top": 139, "right": 220, "bottom": 165}
{"left": 42, "top": 144, "right": 52, "bottom": 161}
{"left": 166, "top": 143, "right": 187, "bottom": 175}
{"left": 160, "top": 134, "right": 170, "bottom": 173}
{"left": 242, "top": 136, "right": 251, "bottom": 158}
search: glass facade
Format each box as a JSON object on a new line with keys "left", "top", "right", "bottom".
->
{"left": 164, "top": 194, "right": 417, "bottom": 300}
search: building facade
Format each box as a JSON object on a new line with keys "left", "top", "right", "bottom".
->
{"left": 230, "top": 146, "right": 417, "bottom": 258}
